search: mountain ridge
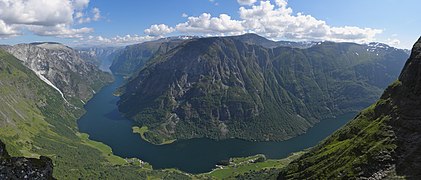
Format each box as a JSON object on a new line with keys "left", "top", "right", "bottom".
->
{"left": 117, "top": 34, "right": 408, "bottom": 144}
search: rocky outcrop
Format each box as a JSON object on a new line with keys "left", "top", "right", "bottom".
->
{"left": 0, "top": 140, "right": 54, "bottom": 180}
{"left": 1, "top": 43, "right": 113, "bottom": 103}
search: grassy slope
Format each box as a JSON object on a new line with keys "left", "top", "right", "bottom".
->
{"left": 278, "top": 82, "right": 402, "bottom": 179}
{"left": 0, "top": 49, "right": 191, "bottom": 179}
{"left": 202, "top": 152, "right": 305, "bottom": 180}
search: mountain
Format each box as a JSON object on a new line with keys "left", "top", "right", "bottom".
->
{"left": 231, "top": 33, "right": 318, "bottom": 49}
{"left": 110, "top": 34, "right": 318, "bottom": 76}
{"left": 76, "top": 46, "right": 122, "bottom": 72}
{"left": 0, "top": 49, "right": 190, "bottom": 179}
{"left": 110, "top": 36, "right": 195, "bottom": 75}
{"left": 278, "top": 37, "right": 421, "bottom": 179}
{"left": 0, "top": 140, "right": 54, "bottom": 179}
{"left": 1, "top": 43, "right": 113, "bottom": 105}
{"left": 116, "top": 35, "right": 408, "bottom": 144}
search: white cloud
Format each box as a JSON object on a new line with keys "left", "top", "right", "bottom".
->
{"left": 72, "top": 0, "right": 90, "bottom": 10}
{"left": 0, "top": 0, "right": 73, "bottom": 26}
{"left": 29, "top": 24, "right": 93, "bottom": 38}
{"left": 76, "top": 34, "right": 159, "bottom": 46}
{"left": 238, "top": 1, "right": 381, "bottom": 43}
{"left": 208, "top": 0, "right": 218, "bottom": 6}
{"left": 0, "top": 20, "right": 19, "bottom": 37}
{"left": 182, "top": 13, "right": 189, "bottom": 18}
{"left": 175, "top": 13, "right": 244, "bottom": 35}
{"left": 144, "top": 24, "right": 175, "bottom": 36}
{"left": 274, "top": 0, "right": 287, "bottom": 7}
{"left": 0, "top": 0, "right": 98, "bottom": 38}
{"left": 76, "top": 7, "right": 102, "bottom": 24}
{"left": 151, "top": 0, "right": 383, "bottom": 44}
{"left": 237, "top": 0, "right": 257, "bottom": 6}
{"left": 387, "top": 38, "right": 401, "bottom": 46}
{"left": 92, "top": 8, "right": 101, "bottom": 21}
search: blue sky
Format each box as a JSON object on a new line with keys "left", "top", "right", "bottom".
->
{"left": 0, "top": 0, "right": 419, "bottom": 49}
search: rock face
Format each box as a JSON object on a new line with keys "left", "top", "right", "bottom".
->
{"left": 1, "top": 43, "right": 113, "bottom": 104}
{"left": 117, "top": 34, "right": 408, "bottom": 144}
{"left": 279, "top": 37, "right": 421, "bottom": 179}
{"left": 0, "top": 140, "right": 54, "bottom": 180}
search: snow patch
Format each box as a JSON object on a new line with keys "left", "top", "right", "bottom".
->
{"left": 34, "top": 71, "right": 69, "bottom": 104}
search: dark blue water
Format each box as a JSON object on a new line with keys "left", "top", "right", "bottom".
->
{"left": 77, "top": 75, "right": 356, "bottom": 173}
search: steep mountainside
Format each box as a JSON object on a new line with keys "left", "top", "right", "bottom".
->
{"left": 111, "top": 34, "right": 317, "bottom": 76}
{"left": 0, "top": 140, "right": 54, "bottom": 179}
{"left": 110, "top": 37, "right": 193, "bottom": 75}
{"left": 279, "top": 37, "right": 421, "bottom": 179}
{"left": 1, "top": 43, "right": 113, "bottom": 105}
{"left": 0, "top": 49, "right": 189, "bottom": 179}
{"left": 117, "top": 35, "right": 408, "bottom": 144}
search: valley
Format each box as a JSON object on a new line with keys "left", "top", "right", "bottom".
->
{"left": 77, "top": 74, "right": 357, "bottom": 173}
{"left": 0, "top": 32, "right": 416, "bottom": 179}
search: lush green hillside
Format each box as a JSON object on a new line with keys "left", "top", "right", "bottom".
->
{"left": 117, "top": 35, "right": 408, "bottom": 144}
{"left": 278, "top": 37, "right": 421, "bottom": 179}
{"left": 0, "top": 49, "right": 191, "bottom": 179}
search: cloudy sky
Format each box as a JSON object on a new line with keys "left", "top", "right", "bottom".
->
{"left": 0, "top": 0, "right": 419, "bottom": 48}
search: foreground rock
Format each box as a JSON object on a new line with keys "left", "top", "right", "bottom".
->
{"left": 0, "top": 141, "right": 54, "bottom": 180}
